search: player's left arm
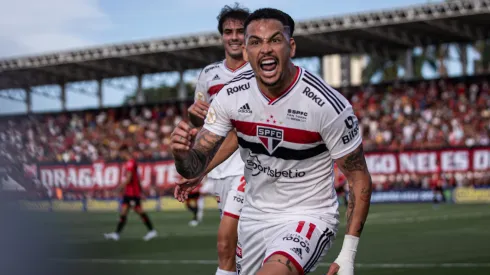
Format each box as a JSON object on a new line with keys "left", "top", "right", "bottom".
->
{"left": 335, "top": 144, "right": 372, "bottom": 237}
{"left": 322, "top": 105, "right": 372, "bottom": 275}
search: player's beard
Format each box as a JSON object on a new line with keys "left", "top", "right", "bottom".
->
{"left": 258, "top": 72, "right": 282, "bottom": 87}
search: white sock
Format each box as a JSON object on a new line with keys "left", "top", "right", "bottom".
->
{"left": 197, "top": 196, "right": 205, "bottom": 222}
{"left": 215, "top": 268, "right": 236, "bottom": 275}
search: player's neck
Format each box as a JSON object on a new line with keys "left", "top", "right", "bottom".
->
{"left": 258, "top": 63, "right": 297, "bottom": 99}
{"left": 224, "top": 55, "right": 246, "bottom": 71}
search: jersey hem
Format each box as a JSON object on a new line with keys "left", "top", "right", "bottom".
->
{"left": 223, "top": 211, "right": 240, "bottom": 219}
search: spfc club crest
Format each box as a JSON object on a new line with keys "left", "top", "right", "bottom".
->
{"left": 257, "top": 126, "right": 284, "bottom": 154}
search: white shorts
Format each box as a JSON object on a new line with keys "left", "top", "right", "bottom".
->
{"left": 208, "top": 175, "right": 246, "bottom": 219}
{"left": 236, "top": 217, "right": 336, "bottom": 275}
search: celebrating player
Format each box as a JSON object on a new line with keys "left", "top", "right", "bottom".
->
{"left": 182, "top": 3, "right": 251, "bottom": 275}
{"left": 104, "top": 145, "right": 157, "bottom": 241}
{"left": 171, "top": 8, "right": 372, "bottom": 275}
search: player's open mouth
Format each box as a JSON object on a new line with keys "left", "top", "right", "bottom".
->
{"left": 259, "top": 58, "right": 278, "bottom": 77}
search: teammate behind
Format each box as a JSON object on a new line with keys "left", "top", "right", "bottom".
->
{"left": 184, "top": 3, "right": 250, "bottom": 275}
{"left": 171, "top": 8, "right": 372, "bottom": 275}
{"left": 104, "top": 145, "right": 157, "bottom": 241}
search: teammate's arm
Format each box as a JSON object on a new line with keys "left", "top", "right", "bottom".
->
{"left": 188, "top": 100, "right": 209, "bottom": 127}
{"left": 188, "top": 71, "right": 209, "bottom": 127}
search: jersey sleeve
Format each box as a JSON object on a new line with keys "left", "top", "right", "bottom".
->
{"left": 194, "top": 70, "right": 209, "bottom": 103}
{"left": 320, "top": 106, "right": 362, "bottom": 160}
{"left": 202, "top": 94, "right": 232, "bottom": 137}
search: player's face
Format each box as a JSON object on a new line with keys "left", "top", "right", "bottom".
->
{"left": 244, "top": 19, "right": 296, "bottom": 87}
{"left": 222, "top": 18, "right": 245, "bottom": 59}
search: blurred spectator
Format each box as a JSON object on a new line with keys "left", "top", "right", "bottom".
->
{"left": 0, "top": 102, "right": 186, "bottom": 164}
{"left": 1, "top": 78, "right": 489, "bottom": 193}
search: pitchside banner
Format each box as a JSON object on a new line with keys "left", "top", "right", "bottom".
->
{"left": 35, "top": 147, "right": 490, "bottom": 191}
{"left": 364, "top": 147, "right": 490, "bottom": 174}
{"left": 37, "top": 160, "right": 180, "bottom": 191}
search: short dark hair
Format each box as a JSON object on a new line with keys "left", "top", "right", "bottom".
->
{"left": 243, "top": 8, "right": 295, "bottom": 37}
{"left": 217, "top": 3, "right": 250, "bottom": 35}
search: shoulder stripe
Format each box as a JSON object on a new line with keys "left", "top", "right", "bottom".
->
{"left": 233, "top": 69, "right": 254, "bottom": 79}
{"left": 227, "top": 73, "right": 255, "bottom": 85}
{"left": 302, "top": 78, "right": 342, "bottom": 114}
{"left": 304, "top": 71, "right": 346, "bottom": 110}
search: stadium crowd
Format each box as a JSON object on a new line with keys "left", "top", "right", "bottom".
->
{"left": 0, "top": 76, "right": 489, "bottom": 191}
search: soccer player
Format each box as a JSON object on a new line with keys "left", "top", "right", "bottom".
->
{"left": 171, "top": 8, "right": 372, "bottom": 275}
{"left": 184, "top": 3, "right": 251, "bottom": 275}
{"left": 104, "top": 145, "right": 157, "bottom": 241}
{"left": 334, "top": 163, "right": 349, "bottom": 207}
{"left": 184, "top": 175, "right": 210, "bottom": 226}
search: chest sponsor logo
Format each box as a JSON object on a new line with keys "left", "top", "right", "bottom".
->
{"left": 257, "top": 126, "right": 283, "bottom": 154}
{"left": 302, "top": 87, "right": 325, "bottom": 107}
{"left": 245, "top": 153, "right": 306, "bottom": 178}
{"left": 227, "top": 82, "right": 250, "bottom": 95}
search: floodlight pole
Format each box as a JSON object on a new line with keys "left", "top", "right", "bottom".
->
{"left": 25, "top": 87, "right": 32, "bottom": 114}
{"left": 136, "top": 74, "right": 144, "bottom": 104}
{"left": 97, "top": 79, "right": 103, "bottom": 108}
{"left": 61, "top": 83, "right": 67, "bottom": 111}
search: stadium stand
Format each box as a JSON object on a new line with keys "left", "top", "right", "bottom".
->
{"left": 1, "top": 76, "right": 488, "bottom": 197}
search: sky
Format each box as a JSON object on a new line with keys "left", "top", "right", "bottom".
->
{"left": 0, "top": 0, "right": 474, "bottom": 115}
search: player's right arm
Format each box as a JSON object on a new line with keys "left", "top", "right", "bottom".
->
{"left": 204, "top": 129, "right": 238, "bottom": 174}
{"left": 171, "top": 96, "right": 233, "bottom": 179}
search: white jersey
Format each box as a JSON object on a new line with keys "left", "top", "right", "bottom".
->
{"left": 203, "top": 67, "right": 362, "bottom": 223}
{"left": 194, "top": 59, "right": 251, "bottom": 179}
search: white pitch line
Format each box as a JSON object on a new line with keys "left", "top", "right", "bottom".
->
{"left": 50, "top": 258, "right": 490, "bottom": 268}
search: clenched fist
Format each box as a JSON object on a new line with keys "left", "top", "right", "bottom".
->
{"left": 170, "top": 121, "right": 199, "bottom": 160}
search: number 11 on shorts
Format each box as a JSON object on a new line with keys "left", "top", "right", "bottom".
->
{"left": 296, "top": 221, "right": 317, "bottom": 240}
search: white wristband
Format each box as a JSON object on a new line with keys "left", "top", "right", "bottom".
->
{"left": 337, "top": 235, "right": 360, "bottom": 262}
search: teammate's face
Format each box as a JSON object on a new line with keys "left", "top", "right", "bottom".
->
{"left": 222, "top": 18, "right": 245, "bottom": 59}
{"left": 244, "top": 19, "right": 296, "bottom": 87}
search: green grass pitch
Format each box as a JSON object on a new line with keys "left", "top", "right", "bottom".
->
{"left": 43, "top": 203, "right": 490, "bottom": 275}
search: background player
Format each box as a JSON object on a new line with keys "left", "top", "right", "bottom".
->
{"left": 171, "top": 8, "right": 372, "bottom": 275}
{"left": 104, "top": 145, "right": 157, "bottom": 241}
{"left": 334, "top": 163, "right": 349, "bottom": 207}
{"left": 184, "top": 3, "right": 250, "bottom": 275}
{"left": 184, "top": 175, "right": 211, "bottom": 226}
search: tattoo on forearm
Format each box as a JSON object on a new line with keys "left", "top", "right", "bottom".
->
{"left": 265, "top": 258, "right": 293, "bottom": 272}
{"left": 342, "top": 146, "right": 372, "bottom": 236}
{"left": 361, "top": 184, "right": 372, "bottom": 202}
{"left": 346, "top": 181, "right": 355, "bottom": 234}
{"left": 175, "top": 129, "right": 224, "bottom": 179}
{"left": 341, "top": 146, "right": 368, "bottom": 172}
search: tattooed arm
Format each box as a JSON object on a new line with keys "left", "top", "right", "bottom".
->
{"left": 173, "top": 127, "right": 226, "bottom": 179}
{"left": 334, "top": 144, "right": 372, "bottom": 237}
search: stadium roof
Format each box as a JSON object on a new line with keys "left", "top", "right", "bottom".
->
{"left": 0, "top": 0, "right": 489, "bottom": 90}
